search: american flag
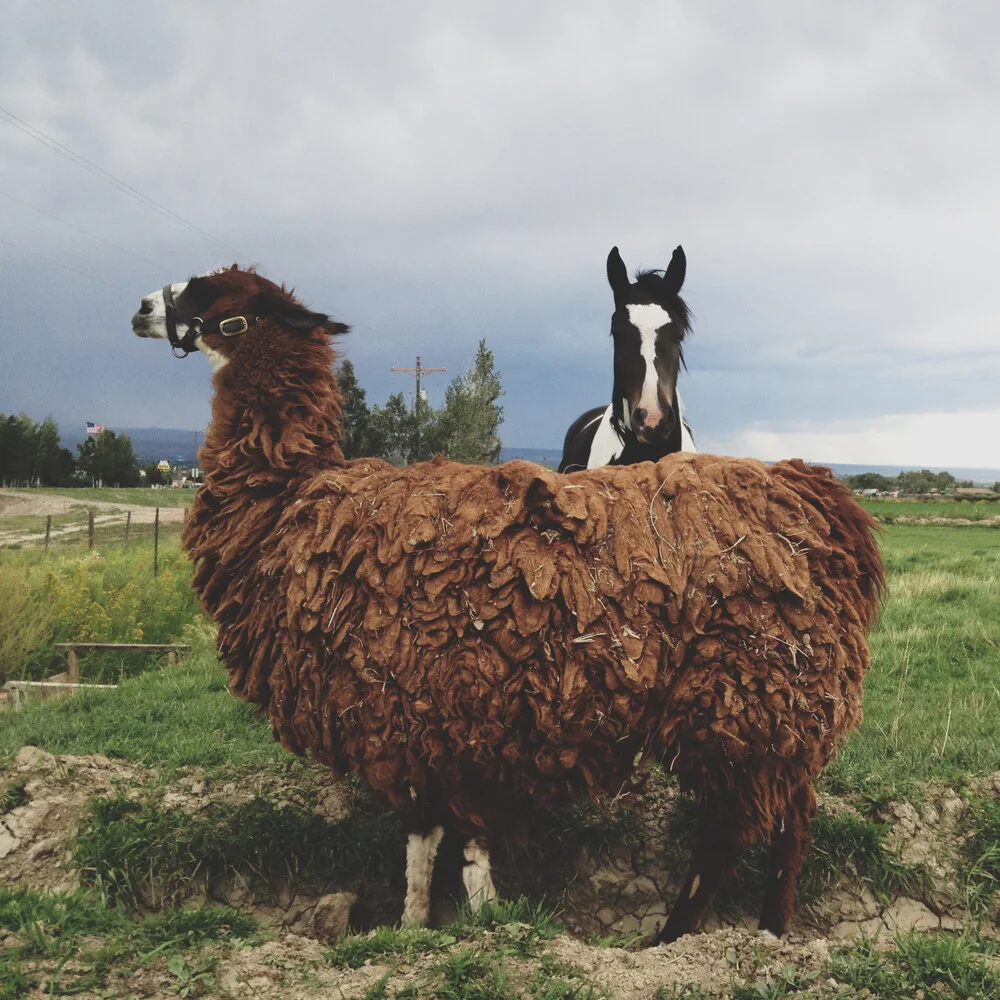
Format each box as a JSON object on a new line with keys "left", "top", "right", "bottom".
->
{"left": 86, "top": 422, "right": 106, "bottom": 435}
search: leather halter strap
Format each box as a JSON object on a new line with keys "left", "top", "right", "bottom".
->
{"left": 162, "top": 284, "right": 258, "bottom": 359}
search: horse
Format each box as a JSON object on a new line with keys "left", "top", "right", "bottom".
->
{"left": 558, "top": 245, "right": 695, "bottom": 473}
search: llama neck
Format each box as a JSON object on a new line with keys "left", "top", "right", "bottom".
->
{"left": 199, "top": 328, "right": 346, "bottom": 485}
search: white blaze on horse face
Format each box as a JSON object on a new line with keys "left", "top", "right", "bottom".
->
{"left": 131, "top": 281, "right": 190, "bottom": 340}
{"left": 402, "top": 826, "right": 444, "bottom": 926}
{"left": 625, "top": 303, "right": 673, "bottom": 427}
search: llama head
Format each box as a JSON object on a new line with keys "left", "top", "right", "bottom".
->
{"left": 132, "top": 265, "right": 348, "bottom": 368}
{"left": 606, "top": 245, "right": 690, "bottom": 445}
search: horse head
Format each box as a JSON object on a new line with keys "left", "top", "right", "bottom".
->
{"left": 606, "top": 245, "right": 690, "bottom": 445}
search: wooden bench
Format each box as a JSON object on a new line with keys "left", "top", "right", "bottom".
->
{"left": 4, "top": 679, "right": 118, "bottom": 711}
{"left": 54, "top": 642, "right": 191, "bottom": 683}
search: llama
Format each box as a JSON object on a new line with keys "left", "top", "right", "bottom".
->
{"left": 559, "top": 245, "right": 695, "bottom": 473}
{"left": 132, "top": 266, "right": 884, "bottom": 942}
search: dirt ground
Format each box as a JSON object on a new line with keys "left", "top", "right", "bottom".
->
{"left": 0, "top": 489, "right": 186, "bottom": 547}
{"left": 3, "top": 746, "right": 998, "bottom": 999}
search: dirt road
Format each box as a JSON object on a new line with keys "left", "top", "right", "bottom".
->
{"left": 0, "top": 489, "right": 187, "bottom": 548}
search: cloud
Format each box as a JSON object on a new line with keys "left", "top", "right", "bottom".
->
{"left": 709, "top": 409, "right": 1000, "bottom": 469}
{"left": 2, "top": 1, "right": 1000, "bottom": 464}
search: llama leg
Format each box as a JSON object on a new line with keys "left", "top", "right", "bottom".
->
{"left": 462, "top": 837, "right": 497, "bottom": 912}
{"left": 402, "top": 825, "right": 445, "bottom": 926}
{"left": 655, "top": 817, "right": 742, "bottom": 945}
{"left": 759, "top": 783, "right": 816, "bottom": 936}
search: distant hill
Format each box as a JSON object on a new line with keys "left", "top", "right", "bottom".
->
{"left": 60, "top": 429, "right": 999, "bottom": 484}
{"left": 64, "top": 427, "right": 205, "bottom": 464}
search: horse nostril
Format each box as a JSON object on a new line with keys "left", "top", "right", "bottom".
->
{"left": 139, "top": 298, "right": 154, "bottom": 315}
{"left": 632, "top": 407, "right": 647, "bottom": 427}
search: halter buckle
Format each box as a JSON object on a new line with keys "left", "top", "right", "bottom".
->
{"left": 219, "top": 316, "right": 249, "bottom": 336}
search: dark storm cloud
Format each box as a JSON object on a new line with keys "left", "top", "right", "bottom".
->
{"left": 2, "top": 1, "right": 1000, "bottom": 464}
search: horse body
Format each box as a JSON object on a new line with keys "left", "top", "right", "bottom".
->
{"left": 559, "top": 245, "right": 695, "bottom": 473}
{"left": 561, "top": 397, "right": 695, "bottom": 472}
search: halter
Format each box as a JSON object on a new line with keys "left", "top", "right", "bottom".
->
{"left": 162, "top": 284, "right": 258, "bottom": 359}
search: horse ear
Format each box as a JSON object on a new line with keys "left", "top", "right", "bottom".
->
{"left": 249, "top": 291, "right": 348, "bottom": 335}
{"left": 606, "top": 246, "right": 629, "bottom": 301}
{"left": 664, "top": 245, "right": 686, "bottom": 293}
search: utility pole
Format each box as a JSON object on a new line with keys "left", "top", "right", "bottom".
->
{"left": 391, "top": 355, "right": 447, "bottom": 412}
{"left": 391, "top": 355, "right": 447, "bottom": 459}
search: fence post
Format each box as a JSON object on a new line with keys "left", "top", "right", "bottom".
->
{"left": 153, "top": 507, "right": 160, "bottom": 578}
{"left": 44, "top": 515, "right": 51, "bottom": 552}
{"left": 124, "top": 510, "right": 131, "bottom": 547}
{"left": 67, "top": 647, "right": 80, "bottom": 685}
{"left": 88, "top": 509, "right": 95, "bottom": 550}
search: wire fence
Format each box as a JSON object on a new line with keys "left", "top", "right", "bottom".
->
{"left": 0, "top": 506, "right": 186, "bottom": 571}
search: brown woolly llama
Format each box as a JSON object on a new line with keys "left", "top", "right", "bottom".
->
{"left": 132, "top": 266, "right": 883, "bottom": 944}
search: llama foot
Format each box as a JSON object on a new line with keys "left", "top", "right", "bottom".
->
{"left": 401, "top": 826, "right": 444, "bottom": 926}
{"left": 462, "top": 837, "right": 497, "bottom": 912}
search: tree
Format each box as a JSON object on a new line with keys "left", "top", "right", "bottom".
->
{"left": 142, "top": 462, "right": 169, "bottom": 486}
{"left": 0, "top": 413, "right": 38, "bottom": 485}
{"left": 339, "top": 359, "right": 378, "bottom": 459}
{"left": 76, "top": 429, "right": 141, "bottom": 487}
{"left": 0, "top": 413, "right": 74, "bottom": 486}
{"left": 434, "top": 339, "right": 504, "bottom": 465}
{"left": 844, "top": 472, "right": 894, "bottom": 492}
{"left": 33, "top": 417, "right": 75, "bottom": 486}
{"left": 368, "top": 393, "right": 417, "bottom": 466}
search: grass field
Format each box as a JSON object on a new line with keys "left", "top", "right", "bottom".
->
{"left": 3, "top": 510, "right": 1000, "bottom": 997}
{"left": 859, "top": 497, "right": 1000, "bottom": 522}
{"left": 2, "top": 486, "right": 195, "bottom": 508}
{"left": 828, "top": 524, "right": 1000, "bottom": 794}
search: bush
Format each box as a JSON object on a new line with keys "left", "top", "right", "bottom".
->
{"left": 0, "top": 566, "right": 51, "bottom": 685}
{"left": 1, "top": 546, "right": 201, "bottom": 683}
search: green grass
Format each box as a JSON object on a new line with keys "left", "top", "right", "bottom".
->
{"left": 829, "top": 932, "right": 1000, "bottom": 999}
{"left": 827, "top": 524, "right": 1000, "bottom": 795}
{"left": 959, "top": 797, "right": 1000, "bottom": 915}
{"left": 0, "top": 645, "right": 289, "bottom": 771}
{"left": 328, "top": 901, "right": 581, "bottom": 1000}
{"left": 0, "top": 537, "right": 199, "bottom": 684}
{"left": 72, "top": 784, "right": 404, "bottom": 911}
{"left": 4, "top": 486, "right": 194, "bottom": 508}
{"left": 0, "top": 885, "right": 253, "bottom": 998}
{"left": 860, "top": 497, "right": 1000, "bottom": 522}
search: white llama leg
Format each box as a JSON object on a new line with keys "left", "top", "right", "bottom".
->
{"left": 402, "top": 826, "right": 444, "bottom": 926}
{"left": 462, "top": 837, "right": 497, "bottom": 912}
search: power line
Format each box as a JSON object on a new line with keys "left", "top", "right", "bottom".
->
{"left": 0, "top": 105, "right": 248, "bottom": 260}
{"left": 392, "top": 355, "right": 448, "bottom": 411}
{"left": 0, "top": 187, "right": 164, "bottom": 269}
{"left": 0, "top": 235, "right": 131, "bottom": 294}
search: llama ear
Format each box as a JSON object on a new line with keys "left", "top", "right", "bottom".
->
{"left": 664, "top": 245, "right": 686, "bottom": 294}
{"left": 606, "top": 246, "right": 629, "bottom": 302}
{"left": 249, "top": 292, "right": 349, "bottom": 335}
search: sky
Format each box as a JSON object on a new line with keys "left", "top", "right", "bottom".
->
{"left": 2, "top": 1, "right": 1000, "bottom": 468}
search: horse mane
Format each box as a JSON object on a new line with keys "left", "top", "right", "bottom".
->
{"left": 633, "top": 269, "right": 692, "bottom": 336}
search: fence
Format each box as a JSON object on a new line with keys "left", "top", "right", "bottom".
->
{"left": 0, "top": 504, "right": 186, "bottom": 572}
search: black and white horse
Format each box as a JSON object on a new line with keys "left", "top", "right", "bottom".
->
{"left": 559, "top": 245, "right": 695, "bottom": 473}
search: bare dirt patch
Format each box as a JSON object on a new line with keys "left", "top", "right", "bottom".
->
{"left": 3, "top": 748, "right": 999, "bottom": 998}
